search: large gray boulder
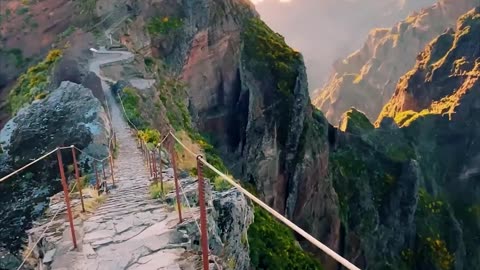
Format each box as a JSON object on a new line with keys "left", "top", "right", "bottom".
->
{"left": 0, "top": 81, "right": 111, "bottom": 164}
{"left": 0, "top": 81, "right": 110, "bottom": 263}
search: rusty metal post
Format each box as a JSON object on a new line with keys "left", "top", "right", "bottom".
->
{"left": 152, "top": 150, "right": 158, "bottom": 182}
{"left": 169, "top": 141, "right": 183, "bottom": 223}
{"left": 102, "top": 160, "right": 107, "bottom": 180}
{"left": 109, "top": 153, "right": 115, "bottom": 186}
{"left": 196, "top": 157, "right": 209, "bottom": 270}
{"left": 159, "top": 147, "right": 163, "bottom": 192}
{"left": 109, "top": 141, "right": 115, "bottom": 167}
{"left": 94, "top": 162, "right": 100, "bottom": 191}
{"left": 56, "top": 149, "right": 78, "bottom": 249}
{"left": 148, "top": 150, "right": 153, "bottom": 178}
{"left": 71, "top": 147, "right": 85, "bottom": 213}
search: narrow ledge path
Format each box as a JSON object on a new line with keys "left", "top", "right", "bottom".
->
{"left": 49, "top": 50, "right": 196, "bottom": 270}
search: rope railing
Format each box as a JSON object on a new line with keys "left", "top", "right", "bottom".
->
{"left": 0, "top": 141, "right": 116, "bottom": 269}
{"left": 114, "top": 82, "right": 360, "bottom": 269}
{"left": 0, "top": 148, "right": 60, "bottom": 183}
{"left": 16, "top": 181, "right": 78, "bottom": 270}
{"left": 167, "top": 131, "right": 362, "bottom": 270}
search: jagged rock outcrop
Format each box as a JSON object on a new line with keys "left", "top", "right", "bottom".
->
{"left": 378, "top": 7, "right": 480, "bottom": 125}
{"left": 210, "top": 189, "right": 254, "bottom": 270}
{"left": 124, "top": 0, "right": 340, "bottom": 267}
{"left": 255, "top": 0, "right": 437, "bottom": 91}
{"left": 1, "top": 81, "right": 110, "bottom": 162}
{"left": 173, "top": 177, "right": 254, "bottom": 270}
{"left": 313, "top": 0, "right": 480, "bottom": 125}
{"left": 0, "top": 81, "right": 110, "bottom": 259}
{"left": 332, "top": 8, "right": 480, "bottom": 269}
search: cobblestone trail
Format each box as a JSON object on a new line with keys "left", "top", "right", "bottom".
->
{"left": 48, "top": 52, "right": 195, "bottom": 270}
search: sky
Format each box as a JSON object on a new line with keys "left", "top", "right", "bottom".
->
{"left": 251, "top": 0, "right": 435, "bottom": 93}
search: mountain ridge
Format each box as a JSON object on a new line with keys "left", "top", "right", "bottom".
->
{"left": 313, "top": 0, "right": 480, "bottom": 125}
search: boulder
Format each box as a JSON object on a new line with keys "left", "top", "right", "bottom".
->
{"left": 0, "top": 81, "right": 111, "bottom": 165}
{"left": 0, "top": 81, "right": 110, "bottom": 258}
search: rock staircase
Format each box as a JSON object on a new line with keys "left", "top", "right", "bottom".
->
{"left": 44, "top": 50, "right": 198, "bottom": 270}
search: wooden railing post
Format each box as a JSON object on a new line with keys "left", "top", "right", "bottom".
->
{"left": 196, "top": 156, "right": 209, "bottom": 270}
{"left": 169, "top": 140, "right": 183, "bottom": 223}
{"left": 71, "top": 147, "right": 85, "bottom": 213}
{"left": 56, "top": 148, "right": 77, "bottom": 249}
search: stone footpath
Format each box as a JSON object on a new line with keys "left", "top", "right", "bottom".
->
{"left": 25, "top": 48, "right": 253, "bottom": 270}
{"left": 44, "top": 53, "right": 199, "bottom": 270}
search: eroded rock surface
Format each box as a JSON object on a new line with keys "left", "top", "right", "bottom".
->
{"left": 0, "top": 81, "right": 110, "bottom": 262}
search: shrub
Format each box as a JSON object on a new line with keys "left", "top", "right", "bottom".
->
{"left": 120, "top": 87, "right": 147, "bottom": 129}
{"left": 138, "top": 128, "right": 161, "bottom": 145}
{"left": 146, "top": 16, "right": 183, "bottom": 36}
{"left": 213, "top": 175, "right": 232, "bottom": 192}
{"left": 144, "top": 57, "right": 155, "bottom": 67}
{"left": 242, "top": 18, "right": 301, "bottom": 97}
{"left": 16, "top": 7, "right": 29, "bottom": 15}
{"left": 248, "top": 206, "right": 323, "bottom": 269}
{"left": 149, "top": 182, "right": 174, "bottom": 199}
{"left": 8, "top": 49, "right": 62, "bottom": 113}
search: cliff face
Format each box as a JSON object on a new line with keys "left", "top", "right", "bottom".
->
{"left": 313, "top": 0, "right": 480, "bottom": 125}
{"left": 255, "top": 0, "right": 437, "bottom": 92}
{"left": 2, "top": 1, "right": 479, "bottom": 270}
{"left": 332, "top": 8, "right": 480, "bottom": 269}
{"left": 126, "top": 0, "right": 341, "bottom": 267}
{"left": 0, "top": 81, "right": 111, "bottom": 257}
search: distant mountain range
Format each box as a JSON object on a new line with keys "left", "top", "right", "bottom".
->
{"left": 254, "top": 0, "right": 436, "bottom": 92}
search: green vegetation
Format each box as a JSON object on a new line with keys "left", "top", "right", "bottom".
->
{"left": 78, "top": 0, "right": 97, "bottom": 15}
{"left": 157, "top": 78, "right": 192, "bottom": 132}
{"left": 57, "top": 26, "right": 76, "bottom": 41}
{"left": 242, "top": 18, "right": 301, "bottom": 96}
{"left": 1, "top": 48, "right": 26, "bottom": 68}
{"left": 339, "top": 109, "right": 374, "bottom": 133}
{"left": 242, "top": 18, "right": 302, "bottom": 145}
{"left": 415, "top": 189, "right": 455, "bottom": 270}
{"left": 149, "top": 182, "right": 174, "bottom": 199}
{"left": 213, "top": 175, "right": 232, "bottom": 192}
{"left": 146, "top": 16, "right": 183, "bottom": 36}
{"left": 248, "top": 206, "right": 323, "bottom": 270}
{"left": 331, "top": 142, "right": 404, "bottom": 228}
{"left": 119, "top": 87, "right": 148, "bottom": 129}
{"left": 195, "top": 138, "right": 229, "bottom": 181}
{"left": 138, "top": 128, "right": 161, "bottom": 146}
{"left": 8, "top": 49, "right": 62, "bottom": 113}
{"left": 144, "top": 57, "right": 155, "bottom": 68}
{"left": 16, "top": 7, "right": 29, "bottom": 15}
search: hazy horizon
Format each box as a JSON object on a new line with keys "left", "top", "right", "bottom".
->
{"left": 252, "top": 0, "right": 436, "bottom": 93}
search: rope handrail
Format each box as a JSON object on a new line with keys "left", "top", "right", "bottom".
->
{"left": 113, "top": 80, "right": 359, "bottom": 269}
{"left": 0, "top": 147, "right": 64, "bottom": 183}
{"left": 73, "top": 146, "right": 111, "bottom": 163}
{"left": 16, "top": 181, "right": 78, "bottom": 270}
{"left": 167, "top": 131, "right": 361, "bottom": 270}
{"left": 175, "top": 157, "right": 222, "bottom": 270}
{"left": 0, "top": 144, "right": 114, "bottom": 184}
{"left": 117, "top": 92, "right": 140, "bottom": 132}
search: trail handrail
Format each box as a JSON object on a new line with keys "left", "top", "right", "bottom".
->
{"left": 16, "top": 180, "right": 79, "bottom": 270}
{"left": 167, "top": 131, "right": 361, "bottom": 270}
{"left": 0, "top": 148, "right": 60, "bottom": 183}
{"left": 0, "top": 145, "right": 114, "bottom": 184}
{"left": 117, "top": 91, "right": 140, "bottom": 131}
{"left": 114, "top": 80, "right": 360, "bottom": 269}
